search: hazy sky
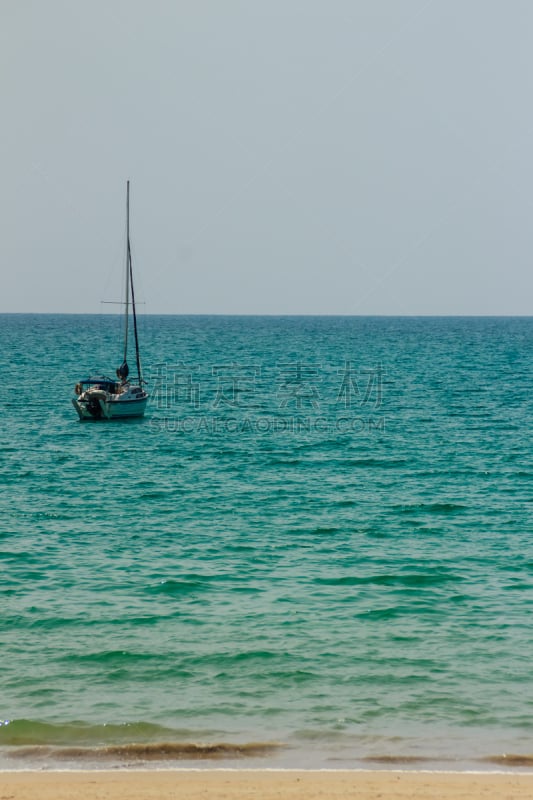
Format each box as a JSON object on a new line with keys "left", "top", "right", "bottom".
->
{"left": 2, "top": 1, "right": 532, "bottom": 314}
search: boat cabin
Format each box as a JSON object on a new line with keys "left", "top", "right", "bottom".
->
{"left": 79, "top": 376, "right": 122, "bottom": 394}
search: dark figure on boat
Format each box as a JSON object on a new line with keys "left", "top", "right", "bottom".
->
{"left": 117, "top": 361, "right": 129, "bottom": 382}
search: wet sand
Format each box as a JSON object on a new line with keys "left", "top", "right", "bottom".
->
{"left": 1, "top": 769, "right": 533, "bottom": 800}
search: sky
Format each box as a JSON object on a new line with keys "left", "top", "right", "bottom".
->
{"left": 1, "top": 0, "right": 533, "bottom": 315}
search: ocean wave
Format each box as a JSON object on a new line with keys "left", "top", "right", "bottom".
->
{"left": 5, "top": 741, "right": 282, "bottom": 762}
{"left": 314, "top": 571, "right": 460, "bottom": 588}
{"left": 482, "top": 754, "right": 533, "bottom": 767}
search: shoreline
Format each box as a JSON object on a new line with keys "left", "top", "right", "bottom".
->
{"left": 2, "top": 769, "right": 533, "bottom": 800}
{"left": 3, "top": 741, "right": 533, "bottom": 773}
{"left": 2, "top": 766, "right": 533, "bottom": 773}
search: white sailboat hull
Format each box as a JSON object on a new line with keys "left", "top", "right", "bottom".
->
{"left": 72, "top": 387, "right": 149, "bottom": 420}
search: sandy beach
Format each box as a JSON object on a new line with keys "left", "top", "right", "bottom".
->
{"left": 2, "top": 770, "right": 533, "bottom": 800}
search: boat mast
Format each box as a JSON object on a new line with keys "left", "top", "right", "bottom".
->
{"left": 123, "top": 180, "right": 131, "bottom": 366}
{"left": 127, "top": 182, "right": 143, "bottom": 385}
{"left": 130, "top": 244, "right": 143, "bottom": 385}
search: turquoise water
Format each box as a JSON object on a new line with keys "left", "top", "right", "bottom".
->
{"left": 1, "top": 314, "right": 532, "bottom": 770}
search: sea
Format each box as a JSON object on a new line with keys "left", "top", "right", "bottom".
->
{"left": 1, "top": 314, "right": 532, "bottom": 771}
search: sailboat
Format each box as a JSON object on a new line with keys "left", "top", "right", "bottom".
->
{"left": 72, "top": 181, "right": 149, "bottom": 420}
